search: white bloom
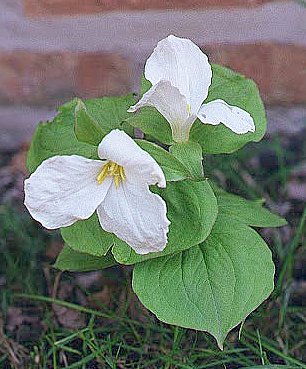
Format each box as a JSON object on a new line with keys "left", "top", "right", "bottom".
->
{"left": 128, "top": 35, "right": 255, "bottom": 142}
{"left": 24, "top": 130, "right": 170, "bottom": 255}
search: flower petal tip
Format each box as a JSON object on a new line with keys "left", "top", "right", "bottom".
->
{"left": 157, "top": 181, "right": 166, "bottom": 189}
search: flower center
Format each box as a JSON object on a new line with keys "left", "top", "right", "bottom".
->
{"left": 97, "top": 161, "right": 125, "bottom": 188}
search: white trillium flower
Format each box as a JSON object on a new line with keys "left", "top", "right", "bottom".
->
{"left": 128, "top": 35, "right": 255, "bottom": 142}
{"left": 24, "top": 129, "right": 170, "bottom": 255}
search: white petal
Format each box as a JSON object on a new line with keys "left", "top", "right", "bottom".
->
{"left": 97, "top": 180, "right": 170, "bottom": 254}
{"left": 197, "top": 99, "right": 256, "bottom": 134}
{"left": 145, "top": 35, "right": 212, "bottom": 114}
{"left": 98, "top": 129, "right": 166, "bottom": 187}
{"left": 128, "top": 81, "right": 196, "bottom": 142}
{"left": 24, "top": 155, "right": 112, "bottom": 229}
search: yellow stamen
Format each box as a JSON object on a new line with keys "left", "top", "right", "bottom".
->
{"left": 97, "top": 160, "right": 125, "bottom": 188}
{"left": 114, "top": 175, "right": 120, "bottom": 188}
{"left": 187, "top": 104, "right": 191, "bottom": 115}
{"left": 119, "top": 166, "right": 125, "bottom": 181}
{"left": 97, "top": 164, "right": 109, "bottom": 184}
{"left": 109, "top": 162, "right": 118, "bottom": 175}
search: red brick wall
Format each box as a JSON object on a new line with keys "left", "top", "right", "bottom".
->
{"left": 206, "top": 43, "right": 306, "bottom": 105}
{"left": 24, "top": 0, "right": 271, "bottom": 17}
{"left": 0, "top": 52, "right": 131, "bottom": 106}
{"left": 0, "top": 1, "right": 304, "bottom": 108}
{"left": 0, "top": 43, "right": 305, "bottom": 106}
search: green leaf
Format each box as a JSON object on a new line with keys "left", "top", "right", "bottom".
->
{"left": 54, "top": 244, "right": 116, "bottom": 272}
{"left": 74, "top": 98, "right": 104, "bottom": 146}
{"left": 212, "top": 184, "right": 287, "bottom": 228}
{"left": 140, "top": 74, "right": 152, "bottom": 95}
{"left": 82, "top": 94, "right": 136, "bottom": 135}
{"left": 126, "top": 75, "right": 172, "bottom": 144}
{"left": 112, "top": 180, "right": 218, "bottom": 264}
{"left": 27, "top": 95, "right": 136, "bottom": 173}
{"left": 27, "top": 100, "right": 97, "bottom": 173}
{"left": 127, "top": 108, "right": 173, "bottom": 145}
{"left": 136, "top": 140, "right": 191, "bottom": 182}
{"left": 61, "top": 213, "right": 114, "bottom": 257}
{"left": 132, "top": 216, "right": 274, "bottom": 349}
{"left": 170, "top": 141, "right": 204, "bottom": 179}
{"left": 190, "top": 64, "right": 267, "bottom": 154}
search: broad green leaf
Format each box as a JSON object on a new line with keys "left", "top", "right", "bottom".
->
{"left": 61, "top": 214, "right": 114, "bottom": 257}
{"left": 82, "top": 94, "right": 136, "bottom": 136}
{"left": 54, "top": 244, "right": 116, "bottom": 272}
{"left": 212, "top": 184, "right": 287, "bottom": 228}
{"left": 133, "top": 216, "right": 274, "bottom": 349}
{"left": 27, "top": 95, "right": 136, "bottom": 173}
{"left": 112, "top": 180, "right": 218, "bottom": 264}
{"left": 127, "top": 107, "right": 173, "bottom": 145}
{"left": 74, "top": 98, "right": 104, "bottom": 146}
{"left": 190, "top": 64, "right": 267, "bottom": 154}
{"left": 27, "top": 100, "right": 97, "bottom": 173}
{"left": 136, "top": 140, "right": 191, "bottom": 182}
{"left": 170, "top": 141, "right": 204, "bottom": 179}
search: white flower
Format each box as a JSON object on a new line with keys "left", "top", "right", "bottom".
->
{"left": 24, "top": 129, "right": 170, "bottom": 255}
{"left": 128, "top": 35, "right": 255, "bottom": 142}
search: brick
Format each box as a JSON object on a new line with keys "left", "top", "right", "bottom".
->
{"left": 24, "top": 0, "right": 269, "bottom": 17}
{"left": 0, "top": 52, "right": 131, "bottom": 106}
{"left": 76, "top": 54, "right": 130, "bottom": 98}
{"left": 205, "top": 43, "right": 306, "bottom": 105}
{"left": 0, "top": 44, "right": 304, "bottom": 107}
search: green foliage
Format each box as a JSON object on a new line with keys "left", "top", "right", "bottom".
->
{"left": 27, "top": 95, "right": 135, "bottom": 173}
{"left": 128, "top": 108, "right": 173, "bottom": 145}
{"left": 23, "top": 58, "right": 286, "bottom": 351}
{"left": 0, "top": 205, "right": 56, "bottom": 297}
{"left": 54, "top": 244, "right": 116, "bottom": 272}
{"left": 77, "top": 94, "right": 135, "bottom": 138}
{"left": 61, "top": 214, "right": 114, "bottom": 257}
{"left": 74, "top": 98, "right": 104, "bottom": 146}
{"left": 26, "top": 100, "right": 97, "bottom": 173}
{"left": 170, "top": 141, "right": 204, "bottom": 178}
{"left": 240, "top": 366, "right": 294, "bottom": 369}
{"left": 212, "top": 184, "right": 287, "bottom": 228}
{"left": 6, "top": 83, "right": 305, "bottom": 366}
{"left": 140, "top": 73, "right": 151, "bottom": 95}
{"left": 136, "top": 140, "right": 191, "bottom": 181}
{"left": 2, "top": 202, "right": 304, "bottom": 368}
{"left": 132, "top": 216, "right": 275, "bottom": 349}
{"left": 112, "top": 180, "right": 218, "bottom": 264}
